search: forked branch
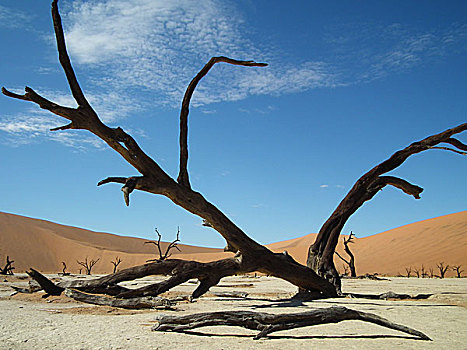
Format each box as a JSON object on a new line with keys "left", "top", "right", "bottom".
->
{"left": 177, "top": 56, "right": 267, "bottom": 188}
{"left": 145, "top": 227, "right": 181, "bottom": 261}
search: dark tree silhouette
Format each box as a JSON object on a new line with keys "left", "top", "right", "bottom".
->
{"left": 111, "top": 257, "right": 122, "bottom": 273}
{"left": 452, "top": 265, "right": 463, "bottom": 278}
{"left": 436, "top": 262, "right": 449, "bottom": 279}
{"left": 335, "top": 232, "right": 357, "bottom": 277}
{"left": 60, "top": 261, "right": 70, "bottom": 276}
{"left": 77, "top": 257, "right": 100, "bottom": 275}
{"left": 3, "top": 0, "right": 465, "bottom": 301}
{"left": 145, "top": 228, "right": 181, "bottom": 262}
{"left": 405, "top": 267, "right": 412, "bottom": 278}
{"left": 0, "top": 256, "right": 15, "bottom": 275}
{"left": 413, "top": 267, "right": 420, "bottom": 278}
{"left": 0, "top": 0, "right": 463, "bottom": 339}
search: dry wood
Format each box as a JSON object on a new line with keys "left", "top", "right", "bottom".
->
{"left": 64, "top": 289, "right": 175, "bottom": 310}
{"left": 152, "top": 306, "right": 431, "bottom": 340}
{"left": 308, "top": 126, "right": 466, "bottom": 293}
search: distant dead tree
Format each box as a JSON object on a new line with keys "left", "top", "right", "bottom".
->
{"left": 111, "top": 257, "right": 122, "bottom": 273}
{"left": 60, "top": 261, "right": 70, "bottom": 276}
{"left": 0, "top": 256, "right": 15, "bottom": 275}
{"left": 420, "top": 265, "right": 428, "bottom": 278}
{"left": 452, "top": 265, "right": 463, "bottom": 278}
{"left": 413, "top": 267, "right": 420, "bottom": 278}
{"left": 335, "top": 232, "right": 357, "bottom": 277}
{"left": 76, "top": 257, "right": 100, "bottom": 275}
{"left": 436, "top": 262, "right": 449, "bottom": 279}
{"left": 428, "top": 267, "right": 435, "bottom": 278}
{"left": 405, "top": 267, "right": 412, "bottom": 278}
{"left": 341, "top": 264, "right": 349, "bottom": 277}
{"left": 145, "top": 227, "right": 181, "bottom": 262}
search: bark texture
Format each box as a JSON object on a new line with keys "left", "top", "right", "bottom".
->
{"left": 153, "top": 307, "right": 431, "bottom": 340}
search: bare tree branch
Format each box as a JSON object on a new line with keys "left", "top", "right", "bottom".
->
{"left": 428, "top": 146, "right": 466, "bottom": 155}
{"left": 51, "top": 0, "right": 90, "bottom": 108}
{"left": 177, "top": 56, "right": 267, "bottom": 188}
{"left": 444, "top": 137, "right": 467, "bottom": 151}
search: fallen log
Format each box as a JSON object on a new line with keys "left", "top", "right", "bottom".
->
{"left": 153, "top": 306, "right": 431, "bottom": 340}
{"left": 64, "top": 289, "right": 176, "bottom": 310}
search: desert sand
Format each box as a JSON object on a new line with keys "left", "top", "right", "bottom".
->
{"left": 1, "top": 211, "right": 466, "bottom": 277}
{"left": 0, "top": 274, "right": 466, "bottom": 349}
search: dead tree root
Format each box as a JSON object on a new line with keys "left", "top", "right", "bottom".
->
{"left": 153, "top": 306, "right": 431, "bottom": 340}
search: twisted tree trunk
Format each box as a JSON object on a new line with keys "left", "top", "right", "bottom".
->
{"left": 307, "top": 125, "right": 466, "bottom": 294}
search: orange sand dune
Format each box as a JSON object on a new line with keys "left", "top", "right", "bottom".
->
{"left": 0, "top": 212, "right": 231, "bottom": 274}
{"left": 0, "top": 211, "right": 466, "bottom": 277}
{"left": 268, "top": 211, "right": 467, "bottom": 277}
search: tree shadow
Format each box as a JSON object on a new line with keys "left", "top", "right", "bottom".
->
{"left": 179, "top": 330, "right": 426, "bottom": 341}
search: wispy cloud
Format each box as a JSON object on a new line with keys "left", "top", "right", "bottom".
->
{"left": 320, "top": 184, "right": 329, "bottom": 188}
{"left": 0, "top": 87, "right": 139, "bottom": 148}
{"left": 324, "top": 22, "right": 467, "bottom": 83}
{"left": 62, "top": 0, "right": 336, "bottom": 107}
{"left": 0, "top": 5, "right": 31, "bottom": 29}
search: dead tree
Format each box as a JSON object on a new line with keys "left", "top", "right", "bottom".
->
{"left": 0, "top": 0, "right": 462, "bottom": 338}
{"left": 306, "top": 128, "right": 466, "bottom": 293}
{"left": 420, "top": 265, "right": 427, "bottom": 278}
{"left": 335, "top": 232, "right": 357, "bottom": 277}
{"left": 145, "top": 228, "right": 181, "bottom": 262}
{"left": 413, "top": 267, "right": 420, "bottom": 278}
{"left": 111, "top": 257, "right": 122, "bottom": 273}
{"left": 60, "top": 261, "right": 70, "bottom": 276}
{"left": 405, "top": 267, "right": 412, "bottom": 278}
{"left": 76, "top": 257, "right": 100, "bottom": 275}
{"left": 452, "top": 265, "right": 463, "bottom": 278}
{"left": 436, "top": 262, "right": 449, "bottom": 279}
{"left": 0, "top": 256, "right": 15, "bottom": 275}
{"left": 428, "top": 267, "right": 434, "bottom": 278}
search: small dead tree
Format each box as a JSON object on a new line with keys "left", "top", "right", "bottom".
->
{"left": 428, "top": 267, "right": 434, "bottom": 278}
{"left": 335, "top": 232, "right": 357, "bottom": 277}
{"left": 420, "top": 265, "right": 427, "bottom": 278}
{"left": 145, "top": 227, "right": 181, "bottom": 262}
{"left": 76, "top": 257, "right": 100, "bottom": 275}
{"left": 0, "top": 256, "right": 15, "bottom": 275}
{"left": 111, "top": 257, "right": 122, "bottom": 273}
{"left": 452, "top": 265, "right": 463, "bottom": 278}
{"left": 413, "top": 267, "right": 420, "bottom": 278}
{"left": 405, "top": 267, "right": 412, "bottom": 278}
{"left": 436, "top": 262, "right": 449, "bottom": 278}
{"left": 60, "top": 261, "right": 70, "bottom": 276}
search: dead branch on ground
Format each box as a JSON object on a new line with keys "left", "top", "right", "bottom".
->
{"left": 153, "top": 307, "right": 431, "bottom": 340}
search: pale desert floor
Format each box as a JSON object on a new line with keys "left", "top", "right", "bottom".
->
{"left": 1, "top": 274, "right": 466, "bottom": 349}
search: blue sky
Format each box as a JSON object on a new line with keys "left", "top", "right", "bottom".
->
{"left": 0, "top": 0, "right": 465, "bottom": 248}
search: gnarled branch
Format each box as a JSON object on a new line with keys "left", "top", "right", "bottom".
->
{"left": 177, "top": 56, "right": 267, "bottom": 188}
{"left": 153, "top": 307, "right": 431, "bottom": 340}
